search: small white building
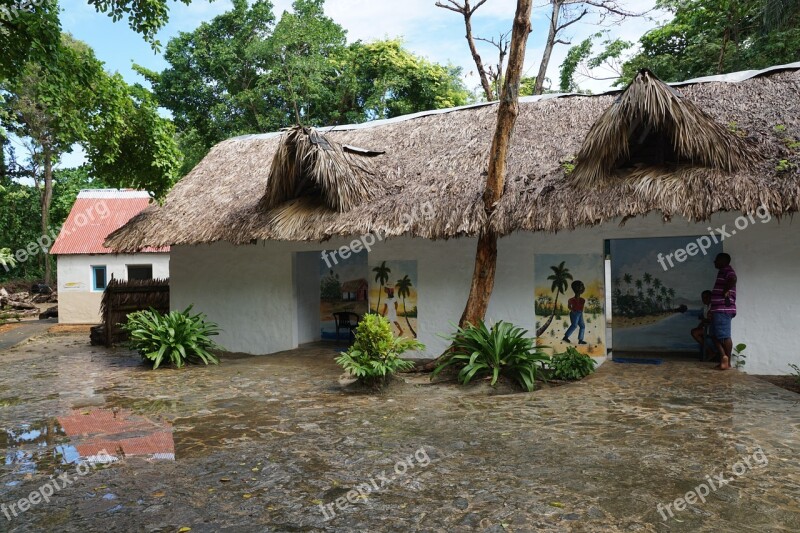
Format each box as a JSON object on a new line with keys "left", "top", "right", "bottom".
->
{"left": 50, "top": 190, "right": 170, "bottom": 324}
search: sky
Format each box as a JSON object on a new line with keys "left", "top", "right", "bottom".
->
{"left": 54, "top": 0, "right": 664, "bottom": 167}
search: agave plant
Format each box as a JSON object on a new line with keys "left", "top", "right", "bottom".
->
{"left": 121, "top": 306, "right": 222, "bottom": 369}
{"left": 433, "top": 320, "right": 549, "bottom": 392}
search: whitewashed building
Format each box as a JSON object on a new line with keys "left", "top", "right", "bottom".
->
{"left": 51, "top": 190, "right": 170, "bottom": 323}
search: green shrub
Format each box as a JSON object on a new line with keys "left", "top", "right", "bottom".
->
{"left": 122, "top": 306, "right": 222, "bottom": 369}
{"left": 433, "top": 321, "right": 549, "bottom": 392}
{"left": 732, "top": 343, "right": 747, "bottom": 369}
{"left": 335, "top": 313, "right": 423, "bottom": 388}
{"left": 549, "top": 347, "right": 596, "bottom": 380}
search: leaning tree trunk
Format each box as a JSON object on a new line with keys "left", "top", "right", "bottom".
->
{"left": 41, "top": 150, "right": 54, "bottom": 286}
{"left": 535, "top": 291, "right": 561, "bottom": 337}
{"left": 422, "top": 0, "right": 533, "bottom": 371}
{"left": 402, "top": 299, "right": 417, "bottom": 337}
{"left": 533, "top": 0, "right": 561, "bottom": 95}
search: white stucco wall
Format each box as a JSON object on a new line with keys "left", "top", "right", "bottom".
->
{"left": 56, "top": 253, "right": 170, "bottom": 323}
{"left": 169, "top": 213, "right": 799, "bottom": 375}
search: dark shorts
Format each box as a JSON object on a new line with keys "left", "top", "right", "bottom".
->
{"left": 711, "top": 313, "right": 733, "bottom": 340}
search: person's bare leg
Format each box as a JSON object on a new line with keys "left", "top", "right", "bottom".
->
{"left": 395, "top": 322, "right": 404, "bottom": 336}
{"left": 719, "top": 338, "right": 733, "bottom": 370}
{"left": 691, "top": 327, "right": 703, "bottom": 344}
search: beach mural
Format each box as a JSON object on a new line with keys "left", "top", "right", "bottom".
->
{"left": 534, "top": 254, "right": 606, "bottom": 357}
{"left": 319, "top": 251, "right": 368, "bottom": 340}
{"left": 369, "top": 260, "right": 418, "bottom": 339}
{"left": 609, "top": 236, "right": 722, "bottom": 352}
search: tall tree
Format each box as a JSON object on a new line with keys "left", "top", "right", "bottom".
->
{"left": 457, "top": 0, "right": 533, "bottom": 328}
{"left": 435, "top": 0, "right": 496, "bottom": 101}
{"left": 2, "top": 35, "right": 180, "bottom": 283}
{"left": 532, "top": 0, "right": 641, "bottom": 95}
{"left": 3, "top": 36, "right": 97, "bottom": 283}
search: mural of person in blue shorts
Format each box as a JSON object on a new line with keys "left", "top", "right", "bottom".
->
{"left": 563, "top": 280, "right": 587, "bottom": 345}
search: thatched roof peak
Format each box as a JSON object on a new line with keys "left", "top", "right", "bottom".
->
{"left": 570, "top": 69, "right": 761, "bottom": 188}
{"left": 260, "top": 126, "right": 385, "bottom": 213}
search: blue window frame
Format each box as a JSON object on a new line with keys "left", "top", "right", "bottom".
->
{"left": 92, "top": 266, "right": 107, "bottom": 291}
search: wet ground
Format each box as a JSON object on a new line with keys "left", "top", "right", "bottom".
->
{"left": 0, "top": 334, "right": 798, "bottom": 532}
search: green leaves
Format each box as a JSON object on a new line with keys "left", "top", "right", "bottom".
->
{"left": 335, "top": 313, "right": 423, "bottom": 388}
{"left": 121, "top": 306, "right": 223, "bottom": 369}
{"left": 433, "top": 321, "right": 550, "bottom": 392}
{"left": 549, "top": 347, "right": 596, "bottom": 381}
{"left": 620, "top": 0, "right": 800, "bottom": 84}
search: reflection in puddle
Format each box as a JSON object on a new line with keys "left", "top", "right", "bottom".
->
{"left": 58, "top": 408, "right": 175, "bottom": 462}
{"left": 1, "top": 408, "right": 175, "bottom": 485}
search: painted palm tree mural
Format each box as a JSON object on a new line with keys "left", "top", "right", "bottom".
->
{"left": 536, "top": 261, "right": 573, "bottom": 336}
{"left": 369, "top": 260, "right": 418, "bottom": 339}
{"left": 534, "top": 254, "right": 606, "bottom": 356}
{"left": 395, "top": 274, "right": 417, "bottom": 337}
{"left": 372, "top": 261, "right": 390, "bottom": 313}
{"left": 609, "top": 236, "right": 724, "bottom": 352}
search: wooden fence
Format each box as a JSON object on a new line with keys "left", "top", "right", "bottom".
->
{"left": 98, "top": 278, "right": 169, "bottom": 347}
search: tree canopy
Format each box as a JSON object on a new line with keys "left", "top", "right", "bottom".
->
{"left": 139, "top": 0, "right": 471, "bottom": 174}
{"left": 560, "top": 0, "right": 800, "bottom": 90}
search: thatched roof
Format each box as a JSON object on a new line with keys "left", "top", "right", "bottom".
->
{"left": 570, "top": 70, "right": 760, "bottom": 188}
{"left": 106, "top": 63, "right": 800, "bottom": 252}
{"left": 260, "top": 126, "right": 385, "bottom": 213}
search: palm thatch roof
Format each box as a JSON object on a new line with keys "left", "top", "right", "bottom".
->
{"left": 261, "top": 125, "right": 385, "bottom": 213}
{"left": 570, "top": 70, "right": 760, "bottom": 188}
{"left": 106, "top": 63, "right": 800, "bottom": 252}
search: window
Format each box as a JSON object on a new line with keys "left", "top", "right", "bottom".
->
{"left": 127, "top": 264, "right": 153, "bottom": 281}
{"left": 92, "top": 266, "right": 107, "bottom": 291}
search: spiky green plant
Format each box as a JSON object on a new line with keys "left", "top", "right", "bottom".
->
{"left": 433, "top": 321, "right": 550, "bottom": 392}
{"left": 122, "top": 306, "right": 222, "bottom": 369}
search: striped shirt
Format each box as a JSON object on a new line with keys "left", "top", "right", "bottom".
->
{"left": 711, "top": 265, "right": 737, "bottom": 315}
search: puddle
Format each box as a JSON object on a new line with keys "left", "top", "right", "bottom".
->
{"left": 1, "top": 408, "right": 176, "bottom": 486}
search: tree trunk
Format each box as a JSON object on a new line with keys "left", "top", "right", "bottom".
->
{"left": 535, "top": 290, "right": 560, "bottom": 336}
{"left": 533, "top": 0, "right": 561, "bottom": 95}
{"left": 402, "top": 299, "right": 417, "bottom": 337}
{"left": 462, "top": 6, "right": 495, "bottom": 101}
{"left": 42, "top": 150, "right": 54, "bottom": 286}
{"left": 422, "top": 0, "right": 533, "bottom": 371}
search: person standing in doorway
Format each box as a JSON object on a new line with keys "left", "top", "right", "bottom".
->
{"left": 711, "top": 253, "right": 737, "bottom": 370}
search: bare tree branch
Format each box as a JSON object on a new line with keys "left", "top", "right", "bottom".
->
{"left": 435, "top": 0, "right": 495, "bottom": 100}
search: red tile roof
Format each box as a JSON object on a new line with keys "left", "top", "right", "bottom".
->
{"left": 50, "top": 190, "right": 169, "bottom": 255}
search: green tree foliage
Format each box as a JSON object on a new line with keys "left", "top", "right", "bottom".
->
{"left": 1, "top": 34, "right": 179, "bottom": 282}
{"left": 140, "top": 0, "right": 471, "bottom": 174}
{"left": 1, "top": 0, "right": 189, "bottom": 83}
{"left": 619, "top": 0, "right": 800, "bottom": 84}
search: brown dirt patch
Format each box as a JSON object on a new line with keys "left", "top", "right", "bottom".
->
{"left": 48, "top": 324, "right": 94, "bottom": 335}
{"left": 0, "top": 323, "right": 23, "bottom": 335}
{"left": 755, "top": 375, "right": 800, "bottom": 395}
